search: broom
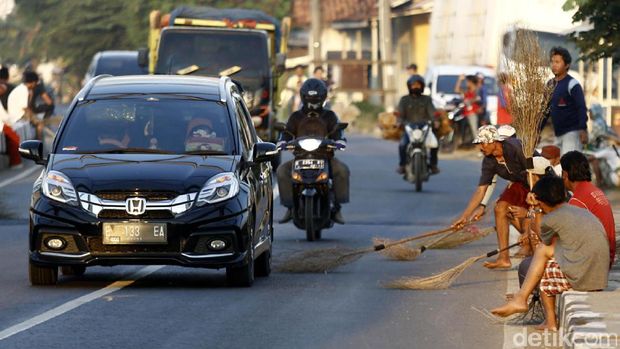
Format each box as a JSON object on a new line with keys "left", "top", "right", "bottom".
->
{"left": 276, "top": 224, "right": 471, "bottom": 273}
{"left": 384, "top": 242, "right": 521, "bottom": 290}
{"left": 372, "top": 226, "right": 495, "bottom": 261}
{"left": 504, "top": 29, "right": 554, "bottom": 169}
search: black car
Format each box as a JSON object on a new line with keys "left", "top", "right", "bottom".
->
{"left": 20, "top": 75, "right": 277, "bottom": 287}
{"left": 82, "top": 51, "right": 148, "bottom": 86}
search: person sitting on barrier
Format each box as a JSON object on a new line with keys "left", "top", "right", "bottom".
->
{"left": 491, "top": 176, "right": 609, "bottom": 331}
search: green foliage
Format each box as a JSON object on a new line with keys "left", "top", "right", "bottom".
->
{"left": 0, "top": 0, "right": 292, "bottom": 77}
{"left": 563, "top": 0, "right": 620, "bottom": 62}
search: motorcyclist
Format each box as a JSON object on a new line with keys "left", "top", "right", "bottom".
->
{"left": 395, "top": 75, "right": 439, "bottom": 174}
{"left": 276, "top": 78, "right": 350, "bottom": 224}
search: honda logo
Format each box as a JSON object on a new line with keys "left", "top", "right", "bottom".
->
{"left": 125, "top": 197, "right": 146, "bottom": 216}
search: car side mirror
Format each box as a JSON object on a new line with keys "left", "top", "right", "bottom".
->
{"left": 19, "top": 140, "right": 46, "bottom": 165}
{"left": 137, "top": 48, "right": 149, "bottom": 68}
{"left": 275, "top": 53, "right": 286, "bottom": 76}
{"left": 253, "top": 142, "right": 277, "bottom": 163}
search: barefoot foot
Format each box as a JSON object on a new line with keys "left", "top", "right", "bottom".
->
{"left": 491, "top": 299, "right": 529, "bottom": 317}
{"left": 484, "top": 260, "right": 512, "bottom": 269}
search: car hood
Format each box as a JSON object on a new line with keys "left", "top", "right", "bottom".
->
{"left": 49, "top": 154, "right": 238, "bottom": 194}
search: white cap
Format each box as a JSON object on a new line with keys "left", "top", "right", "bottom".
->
{"left": 527, "top": 156, "right": 552, "bottom": 175}
{"left": 497, "top": 125, "right": 516, "bottom": 138}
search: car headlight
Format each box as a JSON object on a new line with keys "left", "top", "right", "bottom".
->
{"left": 196, "top": 172, "right": 240, "bottom": 206}
{"left": 298, "top": 138, "right": 322, "bottom": 152}
{"left": 42, "top": 170, "right": 78, "bottom": 206}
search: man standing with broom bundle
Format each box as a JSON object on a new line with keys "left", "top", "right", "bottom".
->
{"left": 452, "top": 125, "right": 531, "bottom": 269}
{"left": 541, "top": 47, "right": 588, "bottom": 154}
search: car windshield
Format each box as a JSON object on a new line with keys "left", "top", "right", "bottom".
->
{"left": 56, "top": 98, "right": 235, "bottom": 155}
{"left": 95, "top": 56, "right": 146, "bottom": 76}
{"left": 156, "top": 31, "right": 270, "bottom": 92}
{"left": 436, "top": 75, "right": 498, "bottom": 96}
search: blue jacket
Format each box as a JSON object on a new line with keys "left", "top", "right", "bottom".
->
{"left": 543, "top": 75, "right": 587, "bottom": 137}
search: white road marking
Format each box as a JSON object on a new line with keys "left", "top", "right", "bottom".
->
{"left": 0, "top": 265, "right": 163, "bottom": 341}
{"left": 0, "top": 166, "right": 40, "bottom": 189}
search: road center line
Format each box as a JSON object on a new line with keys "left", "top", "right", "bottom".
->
{"left": 0, "top": 166, "right": 40, "bottom": 189}
{"left": 0, "top": 265, "right": 164, "bottom": 341}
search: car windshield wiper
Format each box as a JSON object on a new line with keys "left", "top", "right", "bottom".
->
{"left": 79, "top": 148, "right": 176, "bottom": 154}
{"left": 183, "top": 150, "right": 228, "bottom": 156}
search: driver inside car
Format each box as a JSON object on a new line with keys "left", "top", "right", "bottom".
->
{"left": 97, "top": 121, "right": 129, "bottom": 149}
{"left": 276, "top": 78, "right": 350, "bottom": 224}
{"left": 185, "top": 118, "right": 225, "bottom": 152}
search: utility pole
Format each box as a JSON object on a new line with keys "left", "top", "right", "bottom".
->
{"left": 379, "top": 0, "right": 394, "bottom": 110}
{"left": 310, "top": 0, "right": 322, "bottom": 68}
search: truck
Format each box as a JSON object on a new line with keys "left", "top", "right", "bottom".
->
{"left": 140, "top": 6, "right": 291, "bottom": 153}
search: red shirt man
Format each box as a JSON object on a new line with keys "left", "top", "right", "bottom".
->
{"left": 568, "top": 181, "right": 615, "bottom": 264}
{"left": 562, "top": 151, "right": 616, "bottom": 265}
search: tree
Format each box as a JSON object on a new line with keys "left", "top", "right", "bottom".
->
{"left": 0, "top": 0, "right": 292, "bottom": 79}
{"left": 563, "top": 0, "right": 620, "bottom": 62}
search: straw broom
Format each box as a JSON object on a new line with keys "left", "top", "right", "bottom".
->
{"left": 384, "top": 242, "right": 520, "bottom": 290}
{"left": 372, "top": 226, "right": 495, "bottom": 261}
{"left": 504, "top": 29, "right": 554, "bottom": 169}
{"left": 276, "top": 224, "right": 470, "bottom": 273}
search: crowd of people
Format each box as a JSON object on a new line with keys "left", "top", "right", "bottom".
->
{"left": 445, "top": 46, "right": 614, "bottom": 331}
{"left": 0, "top": 66, "right": 55, "bottom": 169}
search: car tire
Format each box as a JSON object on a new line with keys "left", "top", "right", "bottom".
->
{"left": 255, "top": 248, "right": 271, "bottom": 277}
{"left": 61, "top": 265, "right": 86, "bottom": 276}
{"left": 29, "top": 261, "right": 58, "bottom": 286}
{"left": 226, "top": 246, "right": 255, "bottom": 287}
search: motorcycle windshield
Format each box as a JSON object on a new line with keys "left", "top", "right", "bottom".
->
{"left": 296, "top": 117, "right": 329, "bottom": 139}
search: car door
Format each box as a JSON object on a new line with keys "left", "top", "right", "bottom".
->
{"left": 233, "top": 94, "right": 269, "bottom": 245}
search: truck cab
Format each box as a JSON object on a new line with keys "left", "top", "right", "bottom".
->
{"left": 142, "top": 6, "right": 290, "bottom": 151}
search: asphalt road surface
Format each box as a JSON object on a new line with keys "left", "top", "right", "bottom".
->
{"left": 0, "top": 134, "right": 516, "bottom": 349}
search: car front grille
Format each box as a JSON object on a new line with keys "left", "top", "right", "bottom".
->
{"left": 97, "top": 210, "right": 174, "bottom": 220}
{"left": 95, "top": 191, "right": 178, "bottom": 201}
{"left": 87, "top": 237, "right": 181, "bottom": 254}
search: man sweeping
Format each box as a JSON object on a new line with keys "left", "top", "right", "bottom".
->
{"left": 452, "top": 125, "right": 531, "bottom": 269}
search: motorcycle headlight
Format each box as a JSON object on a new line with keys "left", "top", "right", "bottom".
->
{"left": 196, "top": 172, "right": 240, "bottom": 206}
{"left": 411, "top": 129, "right": 424, "bottom": 141}
{"left": 42, "top": 170, "right": 78, "bottom": 206}
{"left": 298, "top": 139, "right": 322, "bottom": 152}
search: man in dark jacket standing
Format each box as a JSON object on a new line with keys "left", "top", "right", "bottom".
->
{"left": 543, "top": 47, "right": 588, "bottom": 155}
{"left": 395, "top": 75, "right": 439, "bottom": 174}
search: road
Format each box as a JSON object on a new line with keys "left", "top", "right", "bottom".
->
{"left": 0, "top": 134, "right": 516, "bottom": 349}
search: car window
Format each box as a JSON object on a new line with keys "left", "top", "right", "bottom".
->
{"left": 234, "top": 97, "right": 253, "bottom": 152}
{"left": 436, "top": 75, "right": 498, "bottom": 96}
{"left": 95, "top": 56, "right": 146, "bottom": 76}
{"left": 56, "top": 98, "right": 234, "bottom": 154}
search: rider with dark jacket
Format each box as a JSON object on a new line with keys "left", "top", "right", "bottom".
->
{"left": 276, "top": 78, "right": 350, "bottom": 224}
{"left": 396, "top": 75, "right": 439, "bottom": 174}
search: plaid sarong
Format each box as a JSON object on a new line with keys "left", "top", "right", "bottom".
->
{"left": 540, "top": 258, "right": 572, "bottom": 296}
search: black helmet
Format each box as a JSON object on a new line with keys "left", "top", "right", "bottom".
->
{"left": 300, "top": 78, "right": 327, "bottom": 111}
{"left": 406, "top": 74, "right": 425, "bottom": 89}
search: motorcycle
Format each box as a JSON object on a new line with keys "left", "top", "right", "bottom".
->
{"left": 439, "top": 98, "right": 473, "bottom": 152}
{"left": 403, "top": 121, "right": 437, "bottom": 192}
{"left": 274, "top": 120, "right": 348, "bottom": 241}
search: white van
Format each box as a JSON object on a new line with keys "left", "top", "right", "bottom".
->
{"left": 424, "top": 65, "right": 499, "bottom": 125}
